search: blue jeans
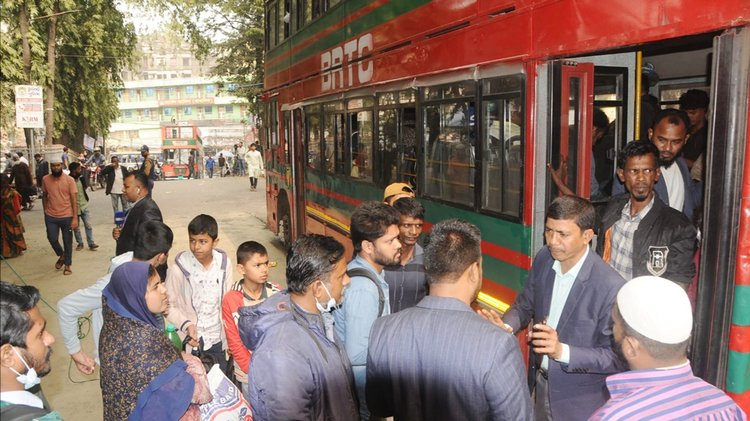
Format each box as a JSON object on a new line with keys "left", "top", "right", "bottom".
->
{"left": 45, "top": 214, "right": 73, "bottom": 265}
{"left": 73, "top": 209, "right": 95, "bottom": 247}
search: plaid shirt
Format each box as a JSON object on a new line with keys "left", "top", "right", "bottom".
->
{"left": 610, "top": 197, "right": 655, "bottom": 280}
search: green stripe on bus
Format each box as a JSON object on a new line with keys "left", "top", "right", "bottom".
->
{"left": 732, "top": 285, "right": 750, "bottom": 326}
{"left": 726, "top": 350, "right": 750, "bottom": 394}
{"left": 422, "top": 201, "right": 532, "bottom": 255}
{"left": 267, "top": 0, "right": 431, "bottom": 75}
{"left": 267, "top": 0, "right": 373, "bottom": 62}
{"left": 482, "top": 254, "right": 528, "bottom": 293}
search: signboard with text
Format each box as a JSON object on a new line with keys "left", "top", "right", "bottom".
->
{"left": 14, "top": 85, "right": 44, "bottom": 129}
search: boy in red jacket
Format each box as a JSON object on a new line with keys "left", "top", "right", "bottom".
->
{"left": 221, "top": 241, "right": 279, "bottom": 398}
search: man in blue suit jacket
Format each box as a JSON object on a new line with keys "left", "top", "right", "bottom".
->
{"left": 612, "top": 108, "right": 700, "bottom": 221}
{"left": 500, "top": 195, "right": 626, "bottom": 421}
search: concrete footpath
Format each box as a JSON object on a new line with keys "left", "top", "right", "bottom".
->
{"left": 1, "top": 175, "right": 286, "bottom": 420}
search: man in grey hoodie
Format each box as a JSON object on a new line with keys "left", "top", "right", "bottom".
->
{"left": 238, "top": 234, "right": 359, "bottom": 421}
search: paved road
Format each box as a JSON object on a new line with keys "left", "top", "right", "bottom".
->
{"left": 1, "top": 174, "right": 285, "bottom": 420}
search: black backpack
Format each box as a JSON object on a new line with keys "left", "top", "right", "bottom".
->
{"left": 346, "top": 268, "right": 385, "bottom": 317}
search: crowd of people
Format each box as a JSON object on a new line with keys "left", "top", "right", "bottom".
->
{"left": 0, "top": 140, "right": 265, "bottom": 265}
{"left": 0, "top": 90, "right": 747, "bottom": 420}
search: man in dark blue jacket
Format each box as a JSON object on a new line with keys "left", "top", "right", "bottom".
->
{"left": 238, "top": 234, "right": 358, "bottom": 421}
{"left": 501, "top": 195, "right": 626, "bottom": 421}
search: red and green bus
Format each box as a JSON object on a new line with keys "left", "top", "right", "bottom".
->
{"left": 161, "top": 125, "right": 203, "bottom": 179}
{"left": 261, "top": 0, "right": 750, "bottom": 408}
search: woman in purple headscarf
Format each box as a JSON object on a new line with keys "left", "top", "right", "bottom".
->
{"left": 99, "top": 261, "right": 211, "bottom": 421}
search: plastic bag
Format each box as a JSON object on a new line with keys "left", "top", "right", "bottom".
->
{"left": 199, "top": 365, "right": 252, "bottom": 421}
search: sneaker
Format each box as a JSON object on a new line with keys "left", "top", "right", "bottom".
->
{"left": 76, "top": 244, "right": 84, "bottom": 251}
{"left": 89, "top": 244, "right": 99, "bottom": 250}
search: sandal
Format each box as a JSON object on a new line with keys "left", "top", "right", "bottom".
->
{"left": 63, "top": 266, "right": 72, "bottom": 276}
{"left": 55, "top": 256, "right": 65, "bottom": 270}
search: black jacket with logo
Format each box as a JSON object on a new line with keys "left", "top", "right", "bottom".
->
{"left": 596, "top": 193, "right": 697, "bottom": 285}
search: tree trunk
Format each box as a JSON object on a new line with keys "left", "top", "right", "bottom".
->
{"left": 44, "top": 1, "right": 60, "bottom": 145}
{"left": 19, "top": 2, "right": 32, "bottom": 82}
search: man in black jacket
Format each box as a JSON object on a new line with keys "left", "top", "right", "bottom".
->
{"left": 113, "top": 172, "right": 162, "bottom": 256}
{"left": 34, "top": 153, "right": 49, "bottom": 193}
{"left": 596, "top": 141, "right": 696, "bottom": 287}
{"left": 101, "top": 155, "right": 130, "bottom": 214}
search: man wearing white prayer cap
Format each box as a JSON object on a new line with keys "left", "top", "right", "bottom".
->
{"left": 590, "top": 276, "right": 747, "bottom": 420}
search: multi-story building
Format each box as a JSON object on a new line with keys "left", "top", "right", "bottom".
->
{"left": 108, "top": 32, "right": 251, "bottom": 153}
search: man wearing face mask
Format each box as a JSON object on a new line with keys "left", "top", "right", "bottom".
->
{"left": 334, "top": 201, "right": 402, "bottom": 420}
{"left": 237, "top": 234, "right": 358, "bottom": 420}
{"left": 0, "top": 282, "right": 61, "bottom": 420}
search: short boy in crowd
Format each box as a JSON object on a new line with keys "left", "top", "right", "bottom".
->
{"left": 222, "top": 241, "right": 280, "bottom": 398}
{"left": 166, "top": 214, "right": 232, "bottom": 372}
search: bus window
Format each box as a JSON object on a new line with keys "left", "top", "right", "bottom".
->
{"left": 323, "top": 102, "right": 345, "bottom": 175}
{"left": 305, "top": 105, "right": 321, "bottom": 170}
{"left": 481, "top": 75, "right": 524, "bottom": 218}
{"left": 377, "top": 90, "right": 417, "bottom": 190}
{"left": 422, "top": 82, "right": 476, "bottom": 206}
{"left": 348, "top": 98, "right": 374, "bottom": 182}
{"left": 349, "top": 110, "right": 373, "bottom": 182}
{"left": 377, "top": 107, "right": 398, "bottom": 185}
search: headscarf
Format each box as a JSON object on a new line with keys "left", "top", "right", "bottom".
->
{"left": 103, "top": 261, "right": 161, "bottom": 328}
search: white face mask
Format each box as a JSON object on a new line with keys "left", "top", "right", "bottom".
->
{"left": 315, "top": 281, "right": 337, "bottom": 313}
{"left": 8, "top": 347, "right": 40, "bottom": 389}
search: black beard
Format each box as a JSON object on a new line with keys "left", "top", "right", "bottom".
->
{"left": 51, "top": 170, "right": 63, "bottom": 177}
{"left": 613, "top": 339, "right": 627, "bottom": 365}
{"left": 658, "top": 158, "right": 675, "bottom": 169}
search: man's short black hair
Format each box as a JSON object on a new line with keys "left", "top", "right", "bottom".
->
{"left": 286, "top": 234, "right": 345, "bottom": 293}
{"left": 392, "top": 197, "right": 425, "bottom": 220}
{"left": 68, "top": 162, "right": 81, "bottom": 173}
{"left": 34, "top": 153, "right": 42, "bottom": 159}
{"left": 133, "top": 221, "right": 173, "bottom": 260}
{"left": 0, "top": 281, "right": 41, "bottom": 348}
{"left": 651, "top": 108, "right": 690, "bottom": 131}
{"left": 127, "top": 171, "right": 149, "bottom": 189}
{"left": 617, "top": 141, "right": 660, "bottom": 169}
{"left": 350, "top": 201, "right": 401, "bottom": 253}
{"left": 188, "top": 214, "right": 218, "bottom": 240}
{"left": 423, "top": 219, "right": 481, "bottom": 284}
{"left": 678, "top": 89, "right": 710, "bottom": 110}
{"left": 237, "top": 241, "right": 268, "bottom": 265}
{"left": 546, "top": 195, "right": 595, "bottom": 232}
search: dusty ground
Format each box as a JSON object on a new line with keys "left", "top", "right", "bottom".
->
{"left": 1, "top": 174, "right": 286, "bottom": 420}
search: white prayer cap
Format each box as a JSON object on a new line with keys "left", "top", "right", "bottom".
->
{"left": 617, "top": 276, "right": 692, "bottom": 344}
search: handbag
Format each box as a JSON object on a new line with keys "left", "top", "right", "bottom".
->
{"left": 199, "top": 365, "right": 253, "bottom": 421}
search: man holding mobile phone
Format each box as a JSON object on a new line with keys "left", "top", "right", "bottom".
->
{"left": 483, "top": 196, "right": 626, "bottom": 421}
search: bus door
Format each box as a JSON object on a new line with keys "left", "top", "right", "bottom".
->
{"left": 547, "top": 61, "right": 595, "bottom": 204}
{"left": 291, "top": 108, "right": 306, "bottom": 241}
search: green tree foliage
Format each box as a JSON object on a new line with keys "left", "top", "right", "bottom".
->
{"left": 138, "top": 0, "right": 265, "bottom": 115}
{"left": 0, "top": 0, "right": 136, "bottom": 150}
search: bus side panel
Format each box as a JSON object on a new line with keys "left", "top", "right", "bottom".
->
{"left": 727, "top": 85, "right": 750, "bottom": 413}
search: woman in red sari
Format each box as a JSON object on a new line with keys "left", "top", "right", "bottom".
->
{"left": 1, "top": 174, "right": 27, "bottom": 258}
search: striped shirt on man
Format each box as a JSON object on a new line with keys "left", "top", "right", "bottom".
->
{"left": 589, "top": 362, "right": 747, "bottom": 420}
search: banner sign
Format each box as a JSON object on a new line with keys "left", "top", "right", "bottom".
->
{"left": 15, "top": 85, "right": 44, "bottom": 128}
